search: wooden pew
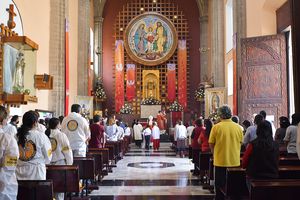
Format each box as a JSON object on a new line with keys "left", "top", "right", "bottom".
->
{"left": 250, "top": 179, "right": 300, "bottom": 200}
{"left": 225, "top": 166, "right": 300, "bottom": 199}
{"left": 17, "top": 180, "right": 53, "bottom": 200}
{"left": 279, "top": 157, "right": 300, "bottom": 166}
{"left": 73, "top": 157, "right": 96, "bottom": 195}
{"left": 106, "top": 141, "right": 121, "bottom": 160}
{"left": 46, "top": 165, "right": 82, "bottom": 199}
{"left": 105, "top": 144, "right": 117, "bottom": 165}
{"left": 86, "top": 151, "right": 104, "bottom": 180}
{"left": 88, "top": 148, "right": 110, "bottom": 174}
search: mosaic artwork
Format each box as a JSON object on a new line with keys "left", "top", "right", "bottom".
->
{"left": 124, "top": 12, "right": 178, "bottom": 66}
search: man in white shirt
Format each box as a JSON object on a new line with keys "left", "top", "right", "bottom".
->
{"left": 243, "top": 114, "right": 264, "bottom": 146}
{"left": 186, "top": 122, "right": 195, "bottom": 147}
{"left": 61, "top": 104, "right": 91, "bottom": 157}
{"left": 133, "top": 120, "right": 143, "bottom": 148}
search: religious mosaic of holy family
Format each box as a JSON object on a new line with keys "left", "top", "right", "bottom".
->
{"left": 124, "top": 12, "right": 178, "bottom": 66}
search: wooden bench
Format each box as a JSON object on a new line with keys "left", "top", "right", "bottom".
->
{"left": 225, "top": 166, "right": 300, "bottom": 199}
{"left": 88, "top": 148, "right": 110, "bottom": 173}
{"left": 17, "top": 180, "right": 53, "bottom": 200}
{"left": 86, "top": 151, "right": 104, "bottom": 180}
{"left": 73, "top": 157, "right": 96, "bottom": 195}
{"left": 250, "top": 179, "right": 300, "bottom": 200}
{"left": 279, "top": 157, "right": 300, "bottom": 166}
{"left": 105, "top": 144, "right": 117, "bottom": 165}
{"left": 46, "top": 165, "right": 82, "bottom": 199}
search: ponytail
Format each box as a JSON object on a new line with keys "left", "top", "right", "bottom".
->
{"left": 17, "top": 111, "right": 38, "bottom": 148}
{"left": 45, "top": 117, "right": 60, "bottom": 138}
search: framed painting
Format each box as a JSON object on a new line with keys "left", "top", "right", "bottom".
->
{"left": 75, "top": 96, "right": 93, "bottom": 118}
{"left": 205, "top": 87, "right": 228, "bottom": 118}
{"left": 124, "top": 12, "right": 178, "bottom": 66}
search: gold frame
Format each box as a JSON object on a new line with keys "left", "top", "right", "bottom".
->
{"left": 205, "top": 87, "right": 227, "bottom": 118}
{"left": 124, "top": 12, "right": 178, "bottom": 66}
{"left": 142, "top": 70, "right": 160, "bottom": 99}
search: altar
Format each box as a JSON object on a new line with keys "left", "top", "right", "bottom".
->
{"left": 140, "top": 105, "right": 161, "bottom": 118}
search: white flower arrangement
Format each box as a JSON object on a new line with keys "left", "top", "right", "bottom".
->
{"left": 169, "top": 101, "right": 184, "bottom": 112}
{"left": 194, "top": 85, "right": 205, "bottom": 101}
{"left": 141, "top": 97, "right": 161, "bottom": 105}
{"left": 120, "top": 103, "right": 133, "bottom": 114}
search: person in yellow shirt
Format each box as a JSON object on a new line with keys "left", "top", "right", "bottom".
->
{"left": 209, "top": 105, "right": 243, "bottom": 200}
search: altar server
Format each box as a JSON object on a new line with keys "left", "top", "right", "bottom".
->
{"left": 152, "top": 122, "right": 160, "bottom": 151}
{"left": 16, "top": 111, "right": 52, "bottom": 180}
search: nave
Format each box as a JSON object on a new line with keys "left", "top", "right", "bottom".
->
{"left": 89, "top": 143, "right": 214, "bottom": 200}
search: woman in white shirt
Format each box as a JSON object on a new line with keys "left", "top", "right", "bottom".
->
{"left": 16, "top": 111, "right": 52, "bottom": 180}
{"left": 46, "top": 117, "right": 73, "bottom": 200}
{"left": 0, "top": 106, "right": 19, "bottom": 200}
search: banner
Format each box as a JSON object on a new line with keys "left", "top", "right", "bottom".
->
{"left": 126, "top": 64, "right": 136, "bottom": 101}
{"left": 178, "top": 40, "right": 187, "bottom": 109}
{"left": 115, "top": 40, "right": 125, "bottom": 113}
{"left": 167, "top": 63, "right": 176, "bottom": 102}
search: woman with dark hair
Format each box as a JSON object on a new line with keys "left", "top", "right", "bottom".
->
{"left": 191, "top": 118, "right": 205, "bottom": 175}
{"left": 16, "top": 111, "right": 52, "bottom": 180}
{"left": 284, "top": 113, "right": 300, "bottom": 156}
{"left": 275, "top": 116, "right": 290, "bottom": 150}
{"left": 0, "top": 106, "right": 19, "bottom": 200}
{"left": 242, "top": 121, "right": 279, "bottom": 190}
{"left": 46, "top": 117, "right": 72, "bottom": 200}
{"left": 46, "top": 118, "right": 73, "bottom": 165}
{"left": 199, "top": 119, "right": 213, "bottom": 152}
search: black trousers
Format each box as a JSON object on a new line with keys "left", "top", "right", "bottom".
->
{"left": 214, "top": 166, "right": 227, "bottom": 200}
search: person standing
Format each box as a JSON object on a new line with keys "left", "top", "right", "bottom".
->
{"left": 10, "top": 115, "right": 19, "bottom": 129}
{"left": 242, "top": 121, "right": 279, "bottom": 191}
{"left": 243, "top": 114, "right": 264, "bottom": 146}
{"left": 152, "top": 122, "right": 160, "bottom": 151}
{"left": 45, "top": 117, "right": 73, "bottom": 200}
{"left": 61, "top": 104, "right": 91, "bottom": 157}
{"left": 191, "top": 119, "right": 205, "bottom": 175}
{"left": 157, "top": 110, "right": 167, "bottom": 133}
{"left": 133, "top": 120, "right": 143, "bottom": 148}
{"left": 176, "top": 121, "right": 187, "bottom": 158}
{"left": 284, "top": 113, "right": 300, "bottom": 156}
{"left": 16, "top": 111, "right": 52, "bottom": 180}
{"left": 89, "top": 115, "right": 105, "bottom": 148}
{"left": 0, "top": 106, "right": 19, "bottom": 200}
{"left": 209, "top": 105, "right": 243, "bottom": 200}
{"left": 143, "top": 125, "right": 152, "bottom": 150}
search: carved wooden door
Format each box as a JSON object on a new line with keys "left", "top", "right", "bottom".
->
{"left": 240, "top": 34, "right": 287, "bottom": 127}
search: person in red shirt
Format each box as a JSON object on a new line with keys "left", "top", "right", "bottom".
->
{"left": 191, "top": 118, "right": 206, "bottom": 176}
{"left": 88, "top": 115, "right": 105, "bottom": 148}
{"left": 199, "top": 119, "right": 213, "bottom": 152}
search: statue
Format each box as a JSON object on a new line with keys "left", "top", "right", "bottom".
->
{"left": 13, "top": 51, "right": 25, "bottom": 92}
{"left": 147, "top": 80, "right": 156, "bottom": 98}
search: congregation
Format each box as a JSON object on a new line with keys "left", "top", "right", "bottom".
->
{"left": 1, "top": 103, "right": 300, "bottom": 200}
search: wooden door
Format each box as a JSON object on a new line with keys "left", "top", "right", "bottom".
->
{"left": 240, "top": 34, "right": 288, "bottom": 127}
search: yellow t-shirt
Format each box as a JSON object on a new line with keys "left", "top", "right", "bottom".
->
{"left": 209, "top": 119, "right": 243, "bottom": 167}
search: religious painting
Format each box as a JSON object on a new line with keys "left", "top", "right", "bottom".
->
{"left": 124, "top": 12, "right": 178, "bottom": 66}
{"left": 205, "top": 87, "right": 227, "bottom": 118}
{"left": 75, "top": 96, "right": 93, "bottom": 119}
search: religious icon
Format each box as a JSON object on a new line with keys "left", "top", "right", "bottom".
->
{"left": 124, "top": 12, "right": 178, "bottom": 66}
{"left": 205, "top": 87, "right": 227, "bottom": 118}
{"left": 13, "top": 51, "right": 25, "bottom": 92}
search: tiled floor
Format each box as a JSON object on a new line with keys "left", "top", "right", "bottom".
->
{"left": 90, "top": 142, "right": 214, "bottom": 200}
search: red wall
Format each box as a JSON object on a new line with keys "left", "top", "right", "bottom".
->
{"left": 102, "top": 0, "right": 200, "bottom": 116}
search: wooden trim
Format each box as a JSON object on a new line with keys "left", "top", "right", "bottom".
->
{"left": 1, "top": 36, "right": 39, "bottom": 50}
{"left": 276, "top": 1, "right": 291, "bottom": 33}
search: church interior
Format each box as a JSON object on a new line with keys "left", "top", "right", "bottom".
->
{"left": 1, "top": 0, "right": 300, "bottom": 199}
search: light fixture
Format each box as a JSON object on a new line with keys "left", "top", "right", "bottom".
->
{"left": 120, "top": 27, "right": 124, "bottom": 31}
{"left": 173, "top": 15, "right": 178, "bottom": 19}
{"left": 153, "top": 0, "right": 157, "bottom": 3}
{"left": 140, "top": 7, "right": 144, "bottom": 11}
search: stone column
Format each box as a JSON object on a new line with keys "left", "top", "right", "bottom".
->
{"left": 94, "top": 16, "right": 104, "bottom": 79}
{"left": 77, "top": 0, "right": 90, "bottom": 96}
{"left": 233, "top": 0, "right": 246, "bottom": 113}
{"left": 210, "top": 0, "right": 225, "bottom": 87}
{"left": 49, "top": 0, "right": 66, "bottom": 116}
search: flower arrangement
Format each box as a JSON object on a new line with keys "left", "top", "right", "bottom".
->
{"left": 208, "top": 111, "right": 219, "bottom": 121}
{"left": 120, "top": 103, "right": 133, "bottom": 114}
{"left": 169, "top": 101, "right": 184, "bottom": 112}
{"left": 141, "top": 97, "right": 161, "bottom": 105}
{"left": 94, "top": 77, "right": 107, "bottom": 100}
{"left": 194, "top": 85, "right": 205, "bottom": 101}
